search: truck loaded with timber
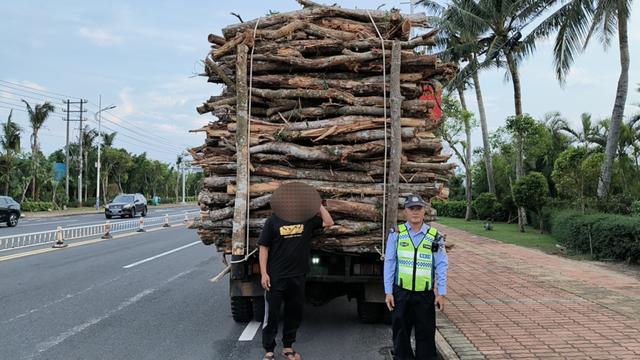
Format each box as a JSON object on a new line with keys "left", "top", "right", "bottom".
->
{"left": 189, "top": 0, "right": 455, "bottom": 323}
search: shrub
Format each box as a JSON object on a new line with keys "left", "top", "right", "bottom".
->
{"left": 514, "top": 172, "right": 549, "bottom": 232}
{"left": 551, "top": 211, "right": 640, "bottom": 263}
{"left": 473, "top": 193, "right": 499, "bottom": 221}
{"left": 432, "top": 200, "right": 467, "bottom": 218}
{"left": 21, "top": 201, "right": 54, "bottom": 212}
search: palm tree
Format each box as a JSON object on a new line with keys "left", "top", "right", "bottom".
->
{"left": 443, "top": 0, "right": 553, "bottom": 228}
{"left": 422, "top": 0, "right": 497, "bottom": 194}
{"left": 22, "top": 100, "right": 55, "bottom": 200}
{"left": 101, "top": 131, "right": 117, "bottom": 148}
{"left": 525, "top": 0, "right": 634, "bottom": 198}
{"left": 99, "top": 132, "right": 116, "bottom": 205}
{"left": 1, "top": 110, "right": 23, "bottom": 195}
{"left": 81, "top": 127, "right": 98, "bottom": 201}
{"left": 560, "top": 113, "right": 600, "bottom": 150}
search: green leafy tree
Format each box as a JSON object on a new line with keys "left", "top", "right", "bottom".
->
{"left": 22, "top": 100, "right": 55, "bottom": 200}
{"left": 473, "top": 192, "right": 499, "bottom": 221}
{"left": 1, "top": 110, "right": 23, "bottom": 195}
{"left": 552, "top": 147, "right": 603, "bottom": 212}
{"left": 505, "top": 114, "right": 537, "bottom": 231}
{"left": 526, "top": 0, "right": 635, "bottom": 198}
{"left": 513, "top": 172, "right": 549, "bottom": 233}
{"left": 439, "top": 95, "right": 477, "bottom": 220}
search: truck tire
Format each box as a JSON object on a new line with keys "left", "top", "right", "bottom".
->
{"left": 252, "top": 296, "right": 265, "bottom": 323}
{"left": 357, "top": 298, "right": 382, "bottom": 324}
{"left": 231, "top": 296, "right": 253, "bottom": 323}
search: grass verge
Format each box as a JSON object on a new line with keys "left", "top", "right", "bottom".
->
{"left": 435, "top": 217, "right": 560, "bottom": 254}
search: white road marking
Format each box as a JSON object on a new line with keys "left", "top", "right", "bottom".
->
{"left": 238, "top": 321, "right": 262, "bottom": 341}
{"left": 18, "top": 220, "right": 79, "bottom": 227}
{"left": 30, "top": 269, "right": 194, "bottom": 359}
{"left": 123, "top": 241, "right": 200, "bottom": 269}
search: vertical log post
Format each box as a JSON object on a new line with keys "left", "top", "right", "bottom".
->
{"left": 384, "top": 41, "right": 403, "bottom": 236}
{"left": 232, "top": 44, "right": 249, "bottom": 257}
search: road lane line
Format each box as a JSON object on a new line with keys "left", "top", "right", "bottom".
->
{"left": 17, "top": 220, "right": 80, "bottom": 227}
{"left": 0, "top": 225, "right": 183, "bottom": 262}
{"left": 238, "top": 321, "right": 261, "bottom": 341}
{"left": 122, "top": 241, "right": 200, "bottom": 269}
{"left": 31, "top": 268, "right": 195, "bottom": 358}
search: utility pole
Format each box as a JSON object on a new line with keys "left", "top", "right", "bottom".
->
{"left": 64, "top": 100, "right": 70, "bottom": 204}
{"left": 95, "top": 96, "right": 116, "bottom": 210}
{"left": 77, "top": 99, "right": 87, "bottom": 206}
{"left": 181, "top": 161, "right": 186, "bottom": 204}
{"left": 61, "top": 99, "right": 87, "bottom": 206}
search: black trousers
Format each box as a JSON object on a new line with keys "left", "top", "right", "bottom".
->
{"left": 262, "top": 275, "right": 305, "bottom": 352}
{"left": 392, "top": 285, "right": 437, "bottom": 360}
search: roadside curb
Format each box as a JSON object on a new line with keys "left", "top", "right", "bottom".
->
{"left": 436, "top": 312, "right": 483, "bottom": 360}
{"left": 21, "top": 203, "right": 198, "bottom": 219}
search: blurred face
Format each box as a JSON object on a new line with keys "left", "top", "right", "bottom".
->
{"left": 404, "top": 205, "right": 426, "bottom": 225}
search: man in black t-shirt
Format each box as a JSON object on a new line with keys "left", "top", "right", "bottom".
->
{"left": 258, "top": 204, "right": 334, "bottom": 360}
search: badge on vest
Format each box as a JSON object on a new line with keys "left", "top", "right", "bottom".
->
{"left": 399, "top": 241, "right": 410, "bottom": 247}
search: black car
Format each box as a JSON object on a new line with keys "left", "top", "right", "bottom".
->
{"left": 0, "top": 196, "right": 21, "bottom": 227}
{"left": 105, "top": 193, "right": 147, "bottom": 219}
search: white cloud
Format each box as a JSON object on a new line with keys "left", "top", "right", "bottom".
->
{"left": 110, "top": 87, "right": 135, "bottom": 122}
{"left": 78, "top": 27, "right": 122, "bottom": 46}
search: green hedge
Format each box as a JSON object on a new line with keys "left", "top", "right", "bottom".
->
{"left": 21, "top": 201, "right": 55, "bottom": 212}
{"left": 551, "top": 211, "right": 640, "bottom": 263}
{"left": 432, "top": 200, "right": 467, "bottom": 218}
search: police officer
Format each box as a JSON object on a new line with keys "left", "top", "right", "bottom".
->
{"left": 384, "top": 194, "right": 448, "bottom": 360}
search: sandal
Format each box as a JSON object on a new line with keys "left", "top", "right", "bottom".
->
{"left": 282, "top": 351, "right": 301, "bottom": 360}
{"left": 262, "top": 353, "right": 276, "bottom": 360}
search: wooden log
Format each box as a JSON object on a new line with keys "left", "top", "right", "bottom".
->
{"left": 250, "top": 74, "right": 421, "bottom": 97}
{"left": 247, "top": 138, "right": 441, "bottom": 162}
{"left": 325, "top": 199, "right": 380, "bottom": 221}
{"left": 325, "top": 127, "right": 416, "bottom": 143}
{"left": 227, "top": 180, "right": 441, "bottom": 197}
{"left": 228, "top": 116, "right": 427, "bottom": 133}
{"left": 231, "top": 44, "right": 249, "bottom": 256}
{"left": 203, "top": 176, "right": 273, "bottom": 189}
{"left": 198, "top": 190, "right": 233, "bottom": 207}
{"left": 385, "top": 41, "right": 402, "bottom": 236}
{"left": 202, "top": 194, "right": 271, "bottom": 222}
{"left": 221, "top": 3, "right": 429, "bottom": 40}
{"left": 251, "top": 164, "right": 375, "bottom": 183}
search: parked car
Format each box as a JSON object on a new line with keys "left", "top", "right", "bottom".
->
{"left": 0, "top": 196, "right": 21, "bottom": 227}
{"left": 105, "top": 194, "right": 147, "bottom": 219}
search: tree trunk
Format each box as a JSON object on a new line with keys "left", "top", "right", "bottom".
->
{"left": 456, "top": 84, "right": 473, "bottom": 220}
{"left": 471, "top": 57, "right": 496, "bottom": 194}
{"left": 505, "top": 51, "right": 526, "bottom": 230}
{"left": 505, "top": 52, "right": 522, "bottom": 116}
{"left": 597, "top": 11, "right": 630, "bottom": 199}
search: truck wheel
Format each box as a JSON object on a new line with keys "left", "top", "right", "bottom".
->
{"left": 252, "top": 296, "right": 265, "bottom": 322}
{"left": 357, "top": 298, "right": 382, "bottom": 324}
{"left": 231, "top": 296, "right": 253, "bottom": 323}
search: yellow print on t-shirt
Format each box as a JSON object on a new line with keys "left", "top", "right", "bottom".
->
{"left": 279, "top": 224, "right": 304, "bottom": 237}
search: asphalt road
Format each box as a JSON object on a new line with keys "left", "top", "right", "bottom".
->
{"left": 0, "top": 206, "right": 198, "bottom": 237}
{"left": 0, "top": 224, "right": 394, "bottom": 360}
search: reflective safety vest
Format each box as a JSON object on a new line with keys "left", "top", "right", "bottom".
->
{"left": 395, "top": 224, "right": 437, "bottom": 292}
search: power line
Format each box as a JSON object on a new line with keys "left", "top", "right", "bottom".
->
{"left": 84, "top": 102, "right": 192, "bottom": 149}
{"left": 0, "top": 105, "right": 27, "bottom": 113}
{"left": 97, "top": 122, "right": 186, "bottom": 157}
{"left": 97, "top": 115, "right": 188, "bottom": 153}
{"left": 0, "top": 83, "right": 67, "bottom": 104}
{"left": 90, "top": 117, "right": 188, "bottom": 153}
{"left": 0, "top": 99, "right": 28, "bottom": 109}
{"left": 0, "top": 79, "right": 82, "bottom": 101}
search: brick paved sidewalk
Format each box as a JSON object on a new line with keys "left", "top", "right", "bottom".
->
{"left": 434, "top": 223, "right": 640, "bottom": 360}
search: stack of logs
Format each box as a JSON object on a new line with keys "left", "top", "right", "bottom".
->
{"left": 189, "top": 0, "right": 456, "bottom": 254}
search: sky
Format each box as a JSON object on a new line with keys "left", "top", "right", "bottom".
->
{"left": 1, "top": 0, "right": 639, "bottom": 166}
